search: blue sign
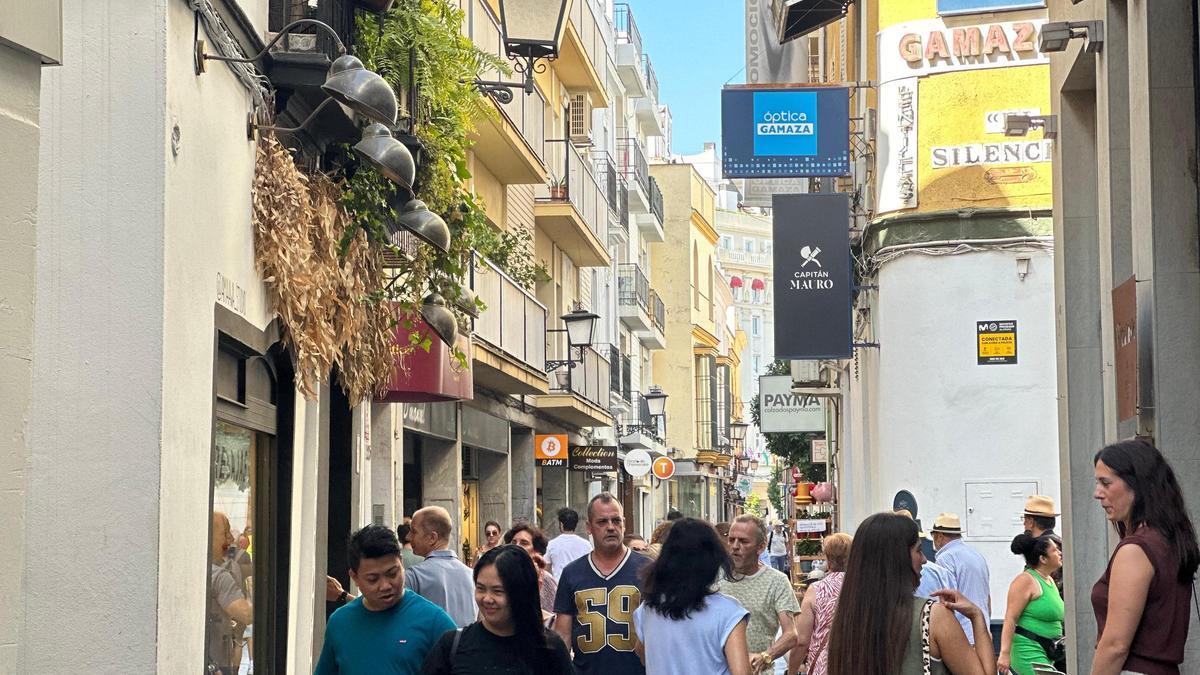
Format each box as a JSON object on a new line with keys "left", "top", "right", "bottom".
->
{"left": 938, "top": 0, "right": 1043, "bottom": 15}
{"left": 722, "top": 87, "right": 849, "bottom": 178}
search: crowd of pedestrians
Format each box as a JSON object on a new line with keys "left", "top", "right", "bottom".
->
{"left": 299, "top": 438, "right": 1195, "bottom": 675}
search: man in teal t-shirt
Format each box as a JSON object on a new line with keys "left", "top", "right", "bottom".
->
{"left": 316, "top": 525, "right": 456, "bottom": 674}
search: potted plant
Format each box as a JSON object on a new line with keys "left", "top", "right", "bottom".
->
{"left": 548, "top": 173, "right": 568, "bottom": 200}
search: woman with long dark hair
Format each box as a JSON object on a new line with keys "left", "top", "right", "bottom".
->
{"left": 1092, "top": 439, "right": 1199, "bottom": 675}
{"left": 504, "top": 523, "right": 559, "bottom": 614}
{"left": 632, "top": 518, "right": 751, "bottom": 675}
{"left": 826, "top": 512, "right": 995, "bottom": 675}
{"left": 421, "top": 545, "right": 572, "bottom": 675}
{"left": 998, "top": 534, "right": 1063, "bottom": 675}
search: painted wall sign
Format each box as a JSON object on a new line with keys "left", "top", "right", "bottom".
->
{"left": 216, "top": 272, "right": 246, "bottom": 315}
{"left": 535, "top": 434, "right": 568, "bottom": 467}
{"left": 722, "top": 86, "right": 851, "bottom": 178}
{"left": 772, "top": 193, "right": 852, "bottom": 358}
{"left": 931, "top": 140, "right": 1053, "bottom": 168}
{"left": 939, "top": 0, "right": 1044, "bottom": 16}
{"left": 759, "top": 375, "right": 826, "bottom": 433}
{"left": 984, "top": 108, "right": 1040, "bottom": 134}
{"left": 569, "top": 445, "right": 618, "bottom": 472}
{"left": 977, "top": 320, "right": 1018, "bottom": 365}
{"left": 879, "top": 18, "right": 1048, "bottom": 84}
{"left": 877, "top": 78, "right": 919, "bottom": 213}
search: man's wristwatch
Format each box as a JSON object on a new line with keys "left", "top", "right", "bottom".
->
{"left": 337, "top": 590, "right": 348, "bottom": 603}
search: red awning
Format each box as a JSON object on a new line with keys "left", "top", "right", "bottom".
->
{"left": 751, "top": 278, "right": 766, "bottom": 291}
{"left": 730, "top": 276, "right": 744, "bottom": 288}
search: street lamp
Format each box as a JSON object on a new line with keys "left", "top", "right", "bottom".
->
{"left": 420, "top": 293, "right": 458, "bottom": 347}
{"left": 729, "top": 420, "right": 749, "bottom": 443}
{"left": 474, "top": 0, "right": 570, "bottom": 103}
{"left": 645, "top": 385, "right": 668, "bottom": 417}
{"left": 546, "top": 307, "right": 599, "bottom": 376}
{"left": 563, "top": 307, "right": 599, "bottom": 348}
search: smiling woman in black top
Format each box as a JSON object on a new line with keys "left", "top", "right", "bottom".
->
{"left": 421, "top": 544, "right": 573, "bottom": 675}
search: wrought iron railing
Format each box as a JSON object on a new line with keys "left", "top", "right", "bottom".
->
{"left": 648, "top": 175, "right": 664, "bottom": 223}
{"left": 621, "top": 392, "right": 665, "bottom": 440}
{"left": 621, "top": 354, "right": 632, "bottom": 401}
{"left": 641, "top": 53, "right": 660, "bottom": 105}
{"left": 537, "top": 140, "right": 607, "bottom": 245}
{"left": 471, "top": 254, "right": 547, "bottom": 373}
{"left": 613, "top": 3, "right": 642, "bottom": 55}
{"left": 546, "top": 331, "right": 610, "bottom": 408}
{"left": 619, "top": 180, "right": 629, "bottom": 228}
{"left": 617, "top": 136, "right": 649, "bottom": 195}
{"left": 618, "top": 263, "right": 650, "bottom": 310}
{"left": 606, "top": 343, "right": 621, "bottom": 398}
{"left": 648, "top": 288, "right": 666, "bottom": 333}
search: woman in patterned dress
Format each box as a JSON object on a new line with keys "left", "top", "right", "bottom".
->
{"left": 791, "top": 533, "right": 851, "bottom": 675}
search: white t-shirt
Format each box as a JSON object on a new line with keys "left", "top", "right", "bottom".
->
{"left": 768, "top": 530, "right": 788, "bottom": 556}
{"left": 545, "top": 532, "right": 592, "bottom": 580}
{"left": 633, "top": 592, "right": 749, "bottom": 675}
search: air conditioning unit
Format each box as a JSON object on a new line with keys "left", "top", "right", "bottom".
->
{"left": 569, "top": 93, "right": 593, "bottom": 146}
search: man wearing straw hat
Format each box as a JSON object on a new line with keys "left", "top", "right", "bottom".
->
{"left": 1021, "top": 495, "right": 1063, "bottom": 594}
{"left": 931, "top": 512, "right": 991, "bottom": 644}
{"left": 1021, "top": 495, "right": 1058, "bottom": 539}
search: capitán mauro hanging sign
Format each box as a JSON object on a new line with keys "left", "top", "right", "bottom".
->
{"left": 773, "top": 193, "right": 852, "bottom": 359}
{"left": 759, "top": 375, "right": 826, "bottom": 433}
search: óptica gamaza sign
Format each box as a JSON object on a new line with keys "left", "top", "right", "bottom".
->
{"left": 721, "top": 86, "right": 850, "bottom": 178}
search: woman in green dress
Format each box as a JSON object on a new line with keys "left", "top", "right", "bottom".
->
{"left": 998, "top": 534, "right": 1064, "bottom": 674}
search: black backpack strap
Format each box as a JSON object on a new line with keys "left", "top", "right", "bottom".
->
{"left": 450, "top": 627, "right": 464, "bottom": 662}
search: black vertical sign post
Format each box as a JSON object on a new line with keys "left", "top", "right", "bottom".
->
{"left": 772, "top": 193, "right": 852, "bottom": 359}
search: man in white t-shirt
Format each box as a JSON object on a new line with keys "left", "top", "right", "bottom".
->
{"left": 766, "top": 521, "right": 790, "bottom": 576}
{"left": 545, "top": 507, "right": 592, "bottom": 580}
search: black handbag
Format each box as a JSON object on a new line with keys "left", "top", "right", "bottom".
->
{"left": 1014, "top": 625, "right": 1066, "bottom": 672}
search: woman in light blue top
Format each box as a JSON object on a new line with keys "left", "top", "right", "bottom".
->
{"left": 632, "top": 518, "right": 751, "bottom": 675}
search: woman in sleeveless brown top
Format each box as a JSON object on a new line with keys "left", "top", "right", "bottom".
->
{"left": 1091, "top": 440, "right": 1199, "bottom": 675}
{"left": 825, "top": 512, "right": 997, "bottom": 674}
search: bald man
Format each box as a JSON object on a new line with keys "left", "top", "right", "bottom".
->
{"left": 404, "top": 505, "right": 478, "bottom": 627}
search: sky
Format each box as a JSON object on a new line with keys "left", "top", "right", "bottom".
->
{"left": 624, "top": 0, "right": 745, "bottom": 157}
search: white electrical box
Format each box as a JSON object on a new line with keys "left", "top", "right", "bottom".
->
{"left": 964, "top": 480, "right": 1038, "bottom": 540}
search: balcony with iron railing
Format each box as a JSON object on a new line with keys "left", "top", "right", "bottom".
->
{"left": 646, "top": 289, "right": 666, "bottom": 344}
{"left": 534, "top": 140, "right": 610, "bottom": 267}
{"left": 613, "top": 3, "right": 647, "bottom": 98}
{"left": 555, "top": 0, "right": 610, "bottom": 106}
{"left": 618, "top": 392, "right": 666, "bottom": 446}
{"left": 470, "top": 253, "right": 549, "bottom": 395}
{"left": 636, "top": 54, "right": 665, "bottom": 137}
{"left": 539, "top": 329, "right": 612, "bottom": 427}
{"left": 648, "top": 175, "right": 665, "bottom": 225}
{"left": 592, "top": 151, "right": 628, "bottom": 230}
{"left": 464, "top": 0, "right": 548, "bottom": 184}
{"left": 617, "top": 263, "right": 652, "bottom": 332}
{"left": 617, "top": 134, "right": 650, "bottom": 205}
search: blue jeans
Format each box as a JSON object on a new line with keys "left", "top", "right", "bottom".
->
{"left": 769, "top": 554, "right": 789, "bottom": 575}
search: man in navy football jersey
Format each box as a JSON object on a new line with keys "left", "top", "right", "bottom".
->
{"left": 553, "top": 493, "right": 650, "bottom": 674}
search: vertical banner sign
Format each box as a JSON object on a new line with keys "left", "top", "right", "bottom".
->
{"left": 976, "top": 320, "right": 1017, "bottom": 365}
{"left": 721, "top": 86, "right": 851, "bottom": 178}
{"left": 534, "top": 434, "right": 568, "bottom": 467}
{"left": 772, "top": 193, "right": 852, "bottom": 359}
{"left": 877, "top": 78, "right": 919, "bottom": 213}
{"left": 1112, "top": 277, "right": 1138, "bottom": 422}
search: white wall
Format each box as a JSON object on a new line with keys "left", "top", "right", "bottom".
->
{"left": 848, "top": 247, "right": 1059, "bottom": 620}
{"left": 28, "top": 0, "right": 168, "bottom": 670}
{"left": 0, "top": 39, "right": 45, "bottom": 673}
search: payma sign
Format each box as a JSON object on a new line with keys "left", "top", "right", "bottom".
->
{"left": 759, "top": 375, "right": 825, "bottom": 433}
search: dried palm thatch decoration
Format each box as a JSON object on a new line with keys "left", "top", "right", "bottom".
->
{"left": 252, "top": 134, "right": 397, "bottom": 404}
